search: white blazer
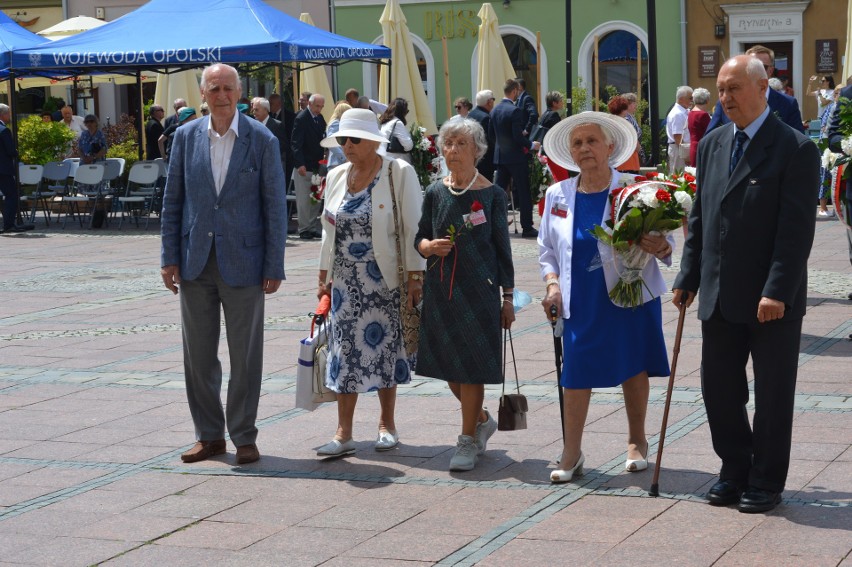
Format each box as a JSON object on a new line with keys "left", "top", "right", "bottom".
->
{"left": 319, "top": 157, "right": 426, "bottom": 288}
{"left": 537, "top": 168, "right": 674, "bottom": 317}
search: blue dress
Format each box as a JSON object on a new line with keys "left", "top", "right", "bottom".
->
{"left": 562, "top": 190, "right": 670, "bottom": 389}
{"left": 326, "top": 175, "right": 412, "bottom": 394}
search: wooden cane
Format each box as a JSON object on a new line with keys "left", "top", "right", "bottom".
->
{"left": 649, "top": 300, "right": 687, "bottom": 497}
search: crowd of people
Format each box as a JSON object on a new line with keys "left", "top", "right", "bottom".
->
{"left": 151, "top": 50, "right": 838, "bottom": 517}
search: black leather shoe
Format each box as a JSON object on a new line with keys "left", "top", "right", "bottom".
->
{"left": 309, "top": 230, "right": 323, "bottom": 239}
{"left": 299, "top": 232, "right": 315, "bottom": 240}
{"left": 521, "top": 228, "right": 539, "bottom": 238}
{"left": 706, "top": 480, "right": 744, "bottom": 506}
{"left": 738, "top": 487, "right": 782, "bottom": 513}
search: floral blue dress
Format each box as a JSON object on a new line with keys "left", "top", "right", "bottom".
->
{"left": 326, "top": 175, "right": 412, "bottom": 394}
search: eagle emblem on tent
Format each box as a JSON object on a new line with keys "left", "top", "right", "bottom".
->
{"left": 28, "top": 53, "right": 41, "bottom": 67}
{"left": 289, "top": 44, "right": 299, "bottom": 60}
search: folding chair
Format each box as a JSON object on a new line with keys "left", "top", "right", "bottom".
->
{"left": 39, "top": 161, "right": 72, "bottom": 225}
{"left": 61, "top": 164, "right": 105, "bottom": 228}
{"left": 17, "top": 164, "right": 44, "bottom": 224}
{"left": 117, "top": 162, "right": 160, "bottom": 229}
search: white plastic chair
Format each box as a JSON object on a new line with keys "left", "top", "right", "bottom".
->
{"left": 117, "top": 162, "right": 160, "bottom": 229}
{"left": 17, "top": 164, "right": 45, "bottom": 224}
{"left": 61, "top": 164, "right": 105, "bottom": 228}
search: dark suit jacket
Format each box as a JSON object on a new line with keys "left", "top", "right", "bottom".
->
{"left": 516, "top": 90, "right": 539, "bottom": 134}
{"left": 145, "top": 118, "right": 164, "bottom": 160}
{"left": 263, "top": 116, "right": 288, "bottom": 172}
{"left": 673, "top": 112, "right": 819, "bottom": 323}
{"left": 827, "top": 83, "right": 852, "bottom": 202}
{"left": 0, "top": 120, "right": 16, "bottom": 176}
{"left": 489, "top": 99, "right": 532, "bottom": 165}
{"left": 291, "top": 109, "right": 326, "bottom": 171}
{"left": 706, "top": 89, "right": 805, "bottom": 134}
{"left": 164, "top": 113, "right": 178, "bottom": 130}
{"left": 468, "top": 105, "right": 495, "bottom": 176}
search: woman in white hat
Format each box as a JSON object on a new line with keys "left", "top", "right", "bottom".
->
{"left": 315, "top": 108, "right": 426, "bottom": 457}
{"left": 538, "top": 112, "right": 674, "bottom": 483}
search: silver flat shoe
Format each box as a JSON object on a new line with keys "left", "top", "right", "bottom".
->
{"left": 317, "top": 438, "right": 356, "bottom": 458}
{"left": 374, "top": 430, "right": 399, "bottom": 451}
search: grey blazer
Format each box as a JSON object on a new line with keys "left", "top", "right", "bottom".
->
{"left": 160, "top": 113, "right": 287, "bottom": 287}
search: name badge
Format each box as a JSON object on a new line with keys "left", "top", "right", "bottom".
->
{"left": 466, "top": 210, "right": 487, "bottom": 226}
{"left": 550, "top": 202, "right": 568, "bottom": 218}
{"left": 325, "top": 209, "right": 336, "bottom": 226}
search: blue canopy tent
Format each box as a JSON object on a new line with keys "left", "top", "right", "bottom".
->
{"left": 0, "top": 11, "right": 48, "bottom": 72}
{"left": 10, "top": 0, "right": 390, "bottom": 74}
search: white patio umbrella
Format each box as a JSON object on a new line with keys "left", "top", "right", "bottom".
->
{"left": 153, "top": 69, "right": 203, "bottom": 119}
{"left": 36, "top": 15, "right": 106, "bottom": 41}
{"left": 298, "top": 13, "right": 334, "bottom": 123}
{"left": 378, "top": 0, "right": 437, "bottom": 135}
{"left": 475, "top": 3, "right": 514, "bottom": 102}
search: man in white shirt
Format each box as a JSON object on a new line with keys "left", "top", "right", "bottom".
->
{"left": 666, "top": 86, "right": 693, "bottom": 174}
{"left": 60, "top": 105, "right": 85, "bottom": 139}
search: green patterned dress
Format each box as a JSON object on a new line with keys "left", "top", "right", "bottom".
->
{"left": 415, "top": 181, "right": 514, "bottom": 384}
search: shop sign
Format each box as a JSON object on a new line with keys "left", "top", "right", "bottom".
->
{"left": 698, "top": 46, "right": 720, "bottom": 78}
{"left": 423, "top": 10, "right": 478, "bottom": 40}
{"left": 729, "top": 15, "right": 800, "bottom": 34}
{"left": 815, "top": 39, "right": 837, "bottom": 74}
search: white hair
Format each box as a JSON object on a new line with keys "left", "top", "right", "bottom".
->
{"left": 692, "top": 87, "right": 711, "bottom": 105}
{"left": 252, "top": 97, "right": 270, "bottom": 111}
{"left": 475, "top": 90, "right": 494, "bottom": 107}
{"left": 437, "top": 119, "right": 489, "bottom": 164}
{"left": 768, "top": 78, "right": 784, "bottom": 92}
{"left": 200, "top": 64, "right": 240, "bottom": 90}
{"left": 308, "top": 93, "right": 325, "bottom": 104}
{"left": 0, "top": 103, "right": 9, "bottom": 117}
{"left": 675, "top": 85, "right": 693, "bottom": 101}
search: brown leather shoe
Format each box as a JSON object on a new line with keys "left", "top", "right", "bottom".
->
{"left": 235, "top": 443, "right": 260, "bottom": 464}
{"left": 181, "top": 439, "right": 226, "bottom": 463}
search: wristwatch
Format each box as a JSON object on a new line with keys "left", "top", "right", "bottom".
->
{"left": 409, "top": 274, "right": 423, "bottom": 281}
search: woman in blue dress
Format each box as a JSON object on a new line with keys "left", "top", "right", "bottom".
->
{"left": 538, "top": 112, "right": 673, "bottom": 483}
{"left": 316, "top": 109, "right": 425, "bottom": 458}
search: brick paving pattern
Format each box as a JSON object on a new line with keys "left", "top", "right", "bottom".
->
{"left": 0, "top": 211, "right": 850, "bottom": 566}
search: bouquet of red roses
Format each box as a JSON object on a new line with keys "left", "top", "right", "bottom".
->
{"left": 591, "top": 180, "right": 692, "bottom": 308}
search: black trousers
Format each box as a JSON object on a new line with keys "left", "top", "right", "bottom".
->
{"left": 700, "top": 305, "right": 802, "bottom": 493}
{"left": 494, "top": 160, "right": 532, "bottom": 231}
{"left": 0, "top": 174, "right": 17, "bottom": 230}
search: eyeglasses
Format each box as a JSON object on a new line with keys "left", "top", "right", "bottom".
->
{"left": 337, "top": 136, "right": 362, "bottom": 145}
{"left": 455, "top": 105, "right": 462, "bottom": 110}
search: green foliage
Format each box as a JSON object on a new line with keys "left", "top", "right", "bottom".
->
{"left": 571, "top": 77, "right": 589, "bottom": 115}
{"left": 142, "top": 99, "right": 154, "bottom": 121}
{"left": 43, "top": 97, "right": 65, "bottom": 113}
{"left": 16, "top": 115, "right": 76, "bottom": 164}
{"left": 107, "top": 140, "right": 140, "bottom": 180}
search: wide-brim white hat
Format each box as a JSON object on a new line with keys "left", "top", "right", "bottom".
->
{"left": 320, "top": 108, "right": 389, "bottom": 148}
{"left": 542, "top": 111, "right": 638, "bottom": 172}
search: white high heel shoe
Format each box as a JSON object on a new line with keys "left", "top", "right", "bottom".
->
{"left": 550, "top": 452, "right": 585, "bottom": 484}
{"left": 625, "top": 442, "right": 648, "bottom": 472}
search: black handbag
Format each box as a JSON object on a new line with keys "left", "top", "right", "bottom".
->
{"left": 498, "top": 328, "right": 528, "bottom": 430}
{"left": 387, "top": 119, "right": 410, "bottom": 153}
{"left": 528, "top": 124, "right": 548, "bottom": 144}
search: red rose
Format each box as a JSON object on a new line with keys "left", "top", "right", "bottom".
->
{"left": 683, "top": 173, "right": 695, "bottom": 182}
{"left": 656, "top": 189, "right": 672, "bottom": 202}
{"left": 646, "top": 172, "right": 658, "bottom": 179}
{"left": 689, "top": 182, "right": 697, "bottom": 191}
{"left": 634, "top": 175, "right": 647, "bottom": 182}
{"left": 471, "top": 200, "right": 483, "bottom": 212}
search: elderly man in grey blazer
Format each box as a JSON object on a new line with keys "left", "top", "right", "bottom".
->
{"left": 161, "top": 64, "right": 287, "bottom": 465}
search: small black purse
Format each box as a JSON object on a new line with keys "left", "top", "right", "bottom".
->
{"left": 498, "top": 328, "right": 528, "bottom": 431}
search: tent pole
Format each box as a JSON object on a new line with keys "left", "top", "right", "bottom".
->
{"left": 136, "top": 71, "right": 144, "bottom": 161}
{"left": 293, "top": 65, "right": 300, "bottom": 111}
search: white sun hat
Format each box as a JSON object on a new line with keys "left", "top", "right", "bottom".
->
{"left": 320, "top": 108, "right": 389, "bottom": 147}
{"left": 542, "top": 111, "right": 638, "bottom": 172}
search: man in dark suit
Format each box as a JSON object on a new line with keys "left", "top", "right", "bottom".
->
{"left": 673, "top": 55, "right": 819, "bottom": 514}
{"left": 515, "top": 78, "right": 539, "bottom": 136}
{"left": 706, "top": 45, "right": 805, "bottom": 135}
{"left": 268, "top": 93, "right": 296, "bottom": 186}
{"left": 469, "top": 89, "right": 496, "bottom": 181}
{"left": 489, "top": 79, "right": 541, "bottom": 237}
{"left": 160, "top": 64, "right": 287, "bottom": 466}
{"left": 291, "top": 93, "right": 326, "bottom": 239}
{"left": 827, "top": 82, "right": 852, "bottom": 301}
{"left": 251, "top": 97, "right": 288, "bottom": 173}
{"left": 145, "top": 105, "right": 165, "bottom": 160}
{"left": 164, "top": 98, "right": 187, "bottom": 130}
{"left": 0, "top": 104, "right": 22, "bottom": 233}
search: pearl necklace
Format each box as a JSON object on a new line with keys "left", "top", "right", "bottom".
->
{"left": 577, "top": 173, "right": 612, "bottom": 194}
{"left": 447, "top": 172, "right": 479, "bottom": 196}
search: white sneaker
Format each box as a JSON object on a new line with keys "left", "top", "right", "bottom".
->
{"left": 817, "top": 210, "right": 834, "bottom": 218}
{"left": 474, "top": 409, "right": 498, "bottom": 455}
{"left": 449, "top": 435, "right": 478, "bottom": 471}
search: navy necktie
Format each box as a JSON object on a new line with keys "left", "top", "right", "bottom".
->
{"left": 730, "top": 131, "right": 748, "bottom": 174}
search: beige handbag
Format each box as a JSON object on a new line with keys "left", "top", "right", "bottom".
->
{"left": 386, "top": 162, "right": 420, "bottom": 356}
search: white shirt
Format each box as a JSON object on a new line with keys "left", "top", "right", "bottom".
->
{"left": 207, "top": 111, "right": 240, "bottom": 195}
{"left": 63, "top": 115, "right": 86, "bottom": 139}
{"left": 666, "top": 103, "right": 690, "bottom": 144}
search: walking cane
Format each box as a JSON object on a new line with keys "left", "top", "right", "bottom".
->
{"left": 549, "top": 305, "right": 566, "bottom": 443}
{"left": 649, "top": 300, "right": 687, "bottom": 497}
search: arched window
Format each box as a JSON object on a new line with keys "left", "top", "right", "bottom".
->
{"left": 596, "top": 30, "right": 648, "bottom": 102}
{"left": 363, "top": 34, "right": 435, "bottom": 116}
{"left": 470, "top": 25, "right": 548, "bottom": 110}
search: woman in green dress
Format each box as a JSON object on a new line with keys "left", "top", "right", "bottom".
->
{"left": 415, "top": 119, "right": 515, "bottom": 472}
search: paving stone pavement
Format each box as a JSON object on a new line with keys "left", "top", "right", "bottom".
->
{"left": 0, "top": 212, "right": 850, "bottom": 566}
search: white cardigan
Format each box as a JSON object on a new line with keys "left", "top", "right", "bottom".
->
{"left": 319, "top": 158, "right": 426, "bottom": 288}
{"left": 537, "top": 168, "right": 674, "bottom": 317}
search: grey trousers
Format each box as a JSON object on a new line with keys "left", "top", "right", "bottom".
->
{"left": 293, "top": 170, "right": 322, "bottom": 235}
{"left": 179, "top": 249, "right": 265, "bottom": 446}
